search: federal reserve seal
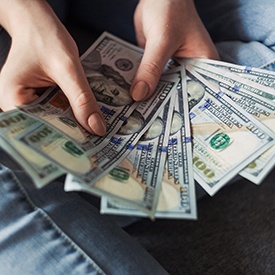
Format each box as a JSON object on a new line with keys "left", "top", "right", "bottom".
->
{"left": 62, "top": 141, "right": 84, "bottom": 157}
{"left": 115, "top": 58, "right": 133, "bottom": 71}
{"left": 109, "top": 167, "right": 130, "bottom": 181}
{"left": 210, "top": 133, "right": 231, "bottom": 150}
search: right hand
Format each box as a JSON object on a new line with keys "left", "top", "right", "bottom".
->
{"left": 130, "top": 0, "right": 219, "bottom": 102}
{"left": 0, "top": 0, "right": 106, "bottom": 136}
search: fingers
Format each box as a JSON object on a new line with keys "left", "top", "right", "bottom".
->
{"left": 0, "top": 69, "right": 39, "bottom": 111}
{"left": 0, "top": 0, "right": 106, "bottom": 136}
{"left": 131, "top": 0, "right": 220, "bottom": 102}
{"left": 130, "top": 39, "right": 174, "bottom": 101}
{"left": 0, "top": 50, "right": 106, "bottom": 136}
{"left": 0, "top": 44, "right": 52, "bottom": 111}
{"left": 52, "top": 59, "right": 106, "bottom": 136}
{"left": 0, "top": 87, "right": 39, "bottom": 111}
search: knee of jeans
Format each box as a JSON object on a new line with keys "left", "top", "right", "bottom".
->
{"left": 243, "top": 0, "right": 275, "bottom": 49}
{"left": 200, "top": 0, "right": 275, "bottom": 51}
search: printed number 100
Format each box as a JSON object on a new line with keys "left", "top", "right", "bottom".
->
{"left": 193, "top": 156, "right": 215, "bottom": 178}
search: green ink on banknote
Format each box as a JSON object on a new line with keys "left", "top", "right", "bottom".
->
{"left": 62, "top": 141, "right": 84, "bottom": 157}
{"left": 210, "top": 133, "right": 230, "bottom": 150}
{"left": 59, "top": 117, "right": 78, "bottom": 128}
{"left": 109, "top": 167, "right": 130, "bottom": 181}
{"left": 247, "top": 161, "right": 257, "bottom": 169}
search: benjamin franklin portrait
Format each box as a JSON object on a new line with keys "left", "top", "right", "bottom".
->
{"left": 186, "top": 79, "right": 205, "bottom": 110}
{"left": 117, "top": 110, "right": 145, "bottom": 135}
{"left": 83, "top": 50, "right": 134, "bottom": 107}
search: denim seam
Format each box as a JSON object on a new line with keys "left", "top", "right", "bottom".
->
{"left": 4, "top": 167, "right": 106, "bottom": 275}
{"left": 260, "top": 59, "right": 275, "bottom": 69}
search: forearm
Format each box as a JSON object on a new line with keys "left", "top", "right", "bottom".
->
{"left": 0, "top": 0, "right": 60, "bottom": 38}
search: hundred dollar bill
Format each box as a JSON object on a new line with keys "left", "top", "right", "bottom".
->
{"left": 68, "top": 93, "right": 176, "bottom": 218}
{"left": 183, "top": 58, "right": 275, "bottom": 101}
{"left": 183, "top": 68, "right": 275, "bottom": 195}
{"left": 0, "top": 110, "right": 63, "bottom": 187}
{"left": 187, "top": 58, "right": 275, "bottom": 93}
{"left": 187, "top": 64, "right": 275, "bottom": 184}
{"left": 18, "top": 88, "right": 96, "bottom": 151}
{"left": 241, "top": 147, "right": 275, "bottom": 184}
{"left": 100, "top": 70, "right": 197, "bottom": 219}
{"left": 18, "top": 32, "right": 163, "bottom": 153}
{"left": 15, "top": 72, "right": 179, "bottom": 204}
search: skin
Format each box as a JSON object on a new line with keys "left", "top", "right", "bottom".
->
{"left": 131, "top": 0, "right": 219, "bottom": 101}
{"left": 0, "top": 0, "right": 219, "bottom": 135}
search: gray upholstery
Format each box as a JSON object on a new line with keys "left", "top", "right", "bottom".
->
{"left": 126, "top": 169, "right": 275, "bottom": 274}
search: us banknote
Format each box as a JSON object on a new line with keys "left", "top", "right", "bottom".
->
{"left": 183, "top": 59, "right": 275, "bottom": 101}
{"left": 15, "top": 71, "right": 179, "bottom": 204}
{"left": 19, "top": 32, "right": 167, "bottom": 153}
{"left": 183, "top": 68, "right": 275, "bottom": 195}
{"left": 100, "top": 70, "right": 197, "bottom": 219}
{"left": 0, "top": 110, "right": 63, "bottom": 187}
{"left": 187, "top": 58, "right": 275, "bottom": 94}
{"left": 68, "top": 92, "right": 175, "bottom": 218}
{"left": 184, "top": 62, "right": 275, "bottom": 184}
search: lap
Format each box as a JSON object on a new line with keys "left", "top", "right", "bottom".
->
{"left": 0, "top": 150, "right": 167, "bottom": 275}
{"left": 195, "top": 0, "right": 275, "bottom": 66}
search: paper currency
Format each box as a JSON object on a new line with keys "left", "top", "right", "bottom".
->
{"left": 18, "top": 32, "right": 158, "bottom": 153}
{"left": 187, "top": 58, "right": 275, "bottom": 94}
{"left": 64, "top": 71, "right": 180, "bottom": 218}
{"left": 183, "top": 68, "right": 275, "bottom": 195}
{"left": 18, "top": 88, "right": 96, "bottom": 151}
{"left": 183, "top": 58, "right": 275, "bottom": 101}
{"left": 100, "top": 70, "right": 197, "bottom": 219}
{"left": 1, "top": 30, "right": 275, "bottom": 221}
{"left": 15, "top": 72, "right": 178, "bottom": 204}
{"left": 184, "top": 62, "right": 275, "bottom": 184}
{"left": 0, "top": 110, "right": 63, "bottom": 187}
{"left": 68, "top": 93, "right": 175, "bottom": 218}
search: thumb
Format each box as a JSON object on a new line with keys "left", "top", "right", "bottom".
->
{"left": 130, "top": 39, "right": 173, "bottom": 102}
{"left": 0, "top": 73, "right": 39, "bottom": 111}
{"left": 53, "top": 61, "right": 106, "bottom": 136}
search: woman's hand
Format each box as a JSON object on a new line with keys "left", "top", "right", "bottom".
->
{"left": 131, "top": 0, "right": 219, "bottom": 101}
{"left": 0, "top": 0, "right": 106, "bottom": 135}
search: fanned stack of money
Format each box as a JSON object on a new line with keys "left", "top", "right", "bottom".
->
{"left": 0, "top": 32, "right": 274, "bottom": 220}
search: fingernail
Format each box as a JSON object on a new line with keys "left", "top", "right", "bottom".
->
{"left": 88, "top": 113, "right": 106, "bottom": 136}
{"left": 131, "top": 81, "right": 150, "bottom": 101}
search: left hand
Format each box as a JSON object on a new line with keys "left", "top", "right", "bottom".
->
{"left": 130, "top": 0, "right": 219, "bottom": 101}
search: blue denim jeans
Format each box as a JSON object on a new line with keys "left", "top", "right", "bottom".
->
{"left": 0, "top": 0, "right": 275, "bottom": 273}
{"left": 0, "top": 150, "right": 168, "bottom": 274}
